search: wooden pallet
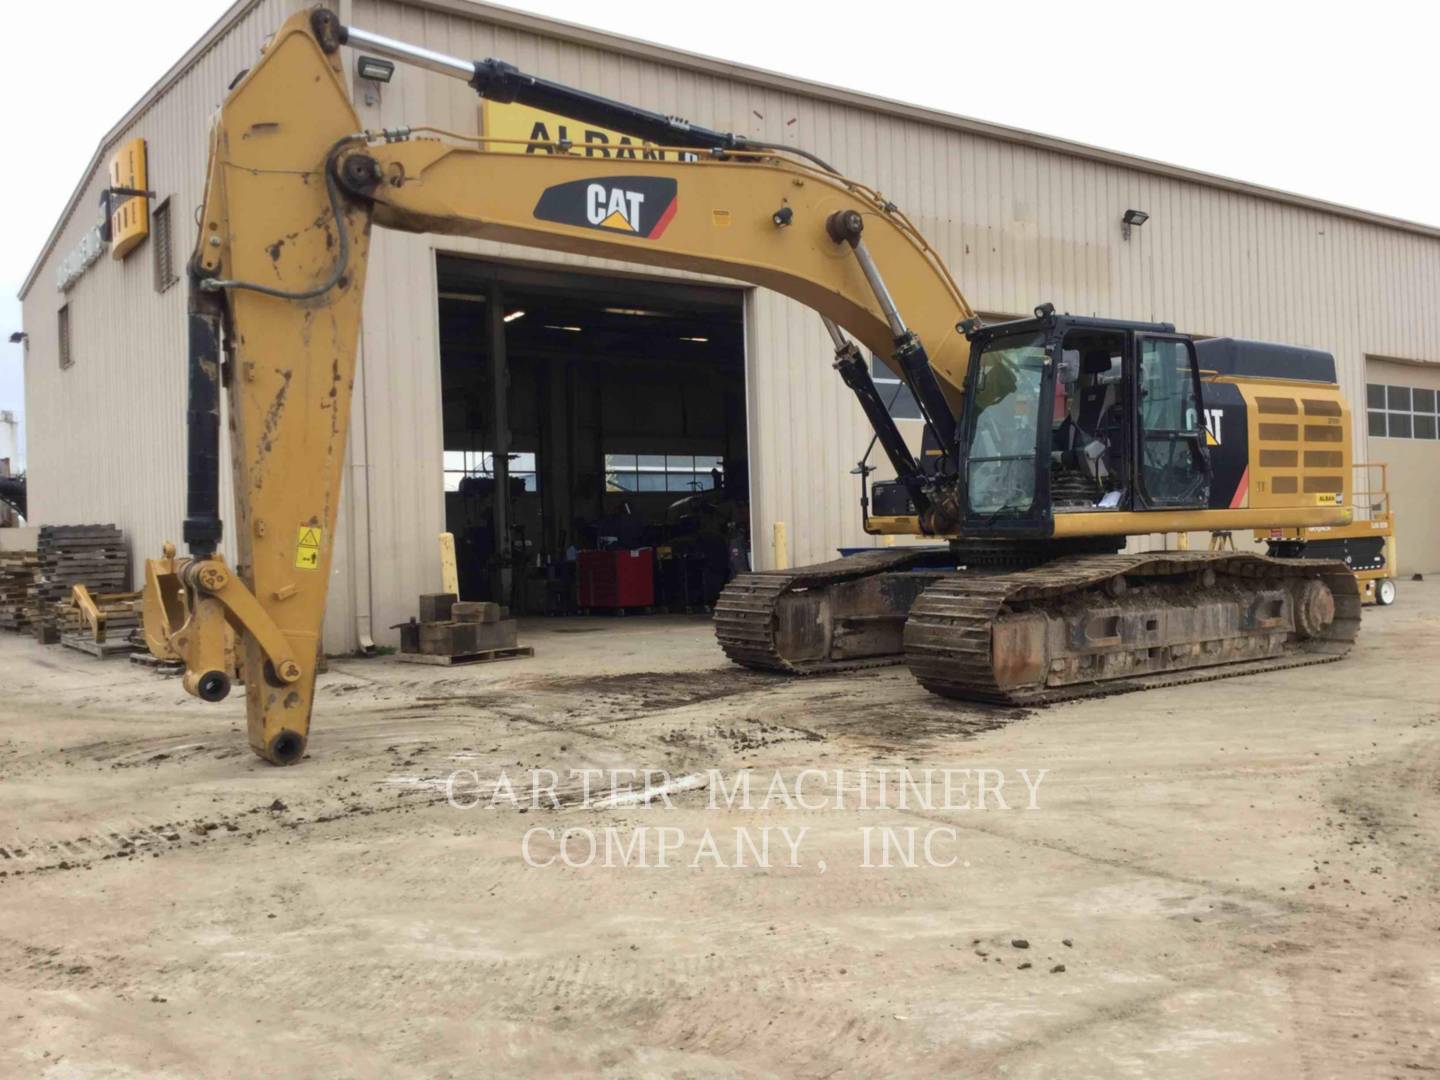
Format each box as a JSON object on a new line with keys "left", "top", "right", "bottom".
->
{"left": 61, "top": 634, "right": 141, "bottom": 658}
{"left": 32, "top": 526, "right": 129, "bottom": 639}
{"left": 0, "top": 549, "right": 39, "bottom": 630}
{"left": 396, "top": 645, "right": 535, "bottom": 667}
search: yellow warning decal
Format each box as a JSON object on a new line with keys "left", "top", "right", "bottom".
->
{"left": 295, "top": 526, "right": 322, "bottom": 569}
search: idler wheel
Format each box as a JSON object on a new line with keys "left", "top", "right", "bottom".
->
{"left": 1294, "top": 579, "right": 1336, "bottom": 639}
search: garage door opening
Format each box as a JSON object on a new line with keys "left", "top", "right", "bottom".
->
{"left": 437, "top": 256, "right": 750, "bottom": 616}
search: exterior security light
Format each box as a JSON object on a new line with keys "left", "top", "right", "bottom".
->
{"left": 503, "top": 310, "right": 525, "bottom": 323}
{"left": 1121, "top": 208, "right": 1149, "bottom": 240}
{"left": 7, "top": 331, "right": 26, "bottom": 344}
{"left": 356, "top": 56, "right": 395, "bottom": 83}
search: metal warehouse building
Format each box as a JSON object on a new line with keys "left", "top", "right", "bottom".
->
{"left": 19, "top": 0, "right": 1440, "bottom": 653}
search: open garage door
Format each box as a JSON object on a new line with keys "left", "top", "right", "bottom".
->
{"left": 437, "top": 256, "right": 749, "bottom": 615}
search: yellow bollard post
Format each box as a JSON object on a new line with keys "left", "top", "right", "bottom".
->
{"left": 772, "top": 522, "right": 790, "bottom": 570}
{"left": 439, "top": 532, "right": 460, "bottom": 597}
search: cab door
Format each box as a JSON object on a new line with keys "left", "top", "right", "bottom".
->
{"left": 958, "top": 331, "right": 1056, "bottom": 536}
{"left": 1134, "top": 335, "right": 1210, "bottom": 508}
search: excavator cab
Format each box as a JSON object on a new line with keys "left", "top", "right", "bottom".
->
{"left": 957, "top": 311, "right": 1211, "bottom": 535}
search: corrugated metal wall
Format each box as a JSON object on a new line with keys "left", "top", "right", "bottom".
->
{"left": 22, "top": 0, "right": 1440, "bottom": 652}
{"left": 19, "top": 0, "right": 306, "bottom": 595}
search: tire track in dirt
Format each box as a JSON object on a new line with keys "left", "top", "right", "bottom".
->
{"left": 130, "top": 931, "right": 916, "bottom": 1075}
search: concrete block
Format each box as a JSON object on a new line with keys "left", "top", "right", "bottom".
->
{"left": 452, "top": 601, "right": 501, "bottom": 624}
{"left": 418, "top": 593, "right": 457, "bottom": 623}
{"left": 474, "top": 619, "right": 518, "bottom": 650}
{"left": 418, "top": 621, "right": 455, "bottom": 654}
{"left": 448, "top": 621, "right": 480, "bottom": 654}
{"left": 414, "top": 618, "right": 519, "bottom": 655}
{"left": 399, "top": 620, "right": 420, "bottom": 654}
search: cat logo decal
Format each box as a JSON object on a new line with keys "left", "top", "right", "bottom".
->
{"left": 533, "top": 177, "right": 678, "bottom": 239}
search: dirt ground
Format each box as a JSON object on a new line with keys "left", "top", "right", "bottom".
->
{"left": 1, "top": 584, "right": 1437, "bottom": 1078}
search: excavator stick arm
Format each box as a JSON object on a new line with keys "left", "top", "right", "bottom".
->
{"left": 144, "top": 12, "right": 374, "bottom": 763}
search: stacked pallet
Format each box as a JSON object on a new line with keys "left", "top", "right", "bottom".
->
{"left": 34, "top": 525, "right": 129, "bottom": 642}
{"left": 0, "top": 550, "right": 40, "bottom": 630}
{"left": 396, "top": 593, "right": 532, "bottom": 666}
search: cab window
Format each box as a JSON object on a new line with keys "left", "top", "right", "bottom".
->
{"left": 966, "top": 333, "right": 1047, "bottom": 515}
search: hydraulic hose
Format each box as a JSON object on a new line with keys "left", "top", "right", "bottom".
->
{"left": 198, "top": 134, "right": 364, "bottom": 300}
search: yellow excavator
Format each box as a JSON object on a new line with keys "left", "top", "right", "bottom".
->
{"left": 143, "top": 8, "right": 1360, "bottom": 763}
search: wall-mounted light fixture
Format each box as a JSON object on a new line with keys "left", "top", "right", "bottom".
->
{"left": 1122, "top": 208, "right": 1149, "bottom": 241}
{"left": 356, "top": 55, "right": 396, "bottom": 83}
{"left": 7, "top": 332, "right": 26, "bottom": 345}
{"left": 356, "top": 55, "right": 395, "bottom": 107}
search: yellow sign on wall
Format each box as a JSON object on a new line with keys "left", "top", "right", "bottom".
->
{"left": 108, "top": 137, "right": 149, "bottom": 260}
{"left": 481, "top": 102, "right": 698, "bottom": 161}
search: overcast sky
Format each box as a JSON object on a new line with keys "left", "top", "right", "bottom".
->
{"left": 3, "top": 0, "right": 1436, "bottom": 467}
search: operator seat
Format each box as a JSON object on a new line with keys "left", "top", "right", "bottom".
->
{"left": 1075, "top": 349, "right": 1122, "bottom": 487}
{"left": 1077, "top": 350, "right": 1116, "bottom": 431}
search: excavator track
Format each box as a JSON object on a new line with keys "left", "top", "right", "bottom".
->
{"left": 714, "top": 548, "right": 952, "bottom": 674}
{"left": 903, "top": 550, "right": 1361, "bottom": 705}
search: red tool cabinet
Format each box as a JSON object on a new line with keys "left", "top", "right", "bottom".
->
{"left": 577, "top": 548, "right": 655, "bottom": 609}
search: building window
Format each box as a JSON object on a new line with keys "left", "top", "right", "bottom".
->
{"left": 153, "top": 198, "right": 177, "bottom": 293}
{"left": 443, "top": 450, "right": 537, "bottom": 493}
{"left": 58, "top": 304, "right": 73, "bottom": 370}
{"left": 870, "top": 356, "right": 922, "bottom": 421}
{"left": 1367, "top": 381, "right": 1439, "bottom": 440}
{"left": 604, "top": 453, "right": 723, "bottom": 493}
